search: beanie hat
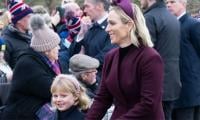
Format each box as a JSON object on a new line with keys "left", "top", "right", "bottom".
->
{"left": 8, "top": 0, "right": 33, "bottom": 24}
{"left": 69, "top": 54, "right": 100, "bottom": 73}
{"left": 0, "top": 38, "right": 6, "bottom": 51}
{"left": 30, "top": 15, "right": 60, "bottom": 52}
{"left": 67, "top": 17, "right": 81, "bottom": 37}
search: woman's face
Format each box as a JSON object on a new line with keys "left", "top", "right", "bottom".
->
{"left": 45, "top": 45, "right": 60, "bottom": 62}
{"left": 106, "top": 10, "right": 132, "bottom": 46}
{"left": 52, "top": 91, "right": 77, "bottom": 111}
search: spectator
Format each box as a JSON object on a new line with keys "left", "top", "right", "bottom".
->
{"left": 0, "top": 38, "right": 12, "bottom": 83}
{"left": 1, "top": 0, "right": 33, "bottom": 69}
{"left": 86, "top": 0, "right": 164, "bottom": 119}
{"left": 32, "top": 5, "right": 53, "bottom": 28}
{"left": 1, "top": 15, "right": 61, "bottom": 119}
{"left": 69, "top": 54, "right": 99, "bottom": 98}
{"left": 61, "top": 0, "right": 76, "bottom": 7}
{"left": 70, "top": 0, "right": 116, "bottom": 82}
{"left": 0, "top": 10, "right": 11, "bottom": 34}
{"left": 140, "top": 0, "right": 181, "bottom": 119}
{"left": 166, "top": 0, "right": 200, "bottom": 119}
{"left": 56, "top": 2, "right": 83, "bottom": 73}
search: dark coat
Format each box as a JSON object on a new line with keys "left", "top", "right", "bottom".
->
{"left": 69, "top": 20, "right": 116, "bottom": 81}
{"left": 144, "top": 2, "right": 181, "bottom": 101}
{"left": 57, "top": 106, "right": 84, "bottom": 120}
{"left": 86, "top": 45, "right": 164, "bottom": 120}
{"left": 1, "top": 25, "right": 31, "bottom": 69}
{"left": 2, "top": 48, "right": 58, "bottom": 119}
{"left": 175, "top": 14, "right": 200, "bottom": 108}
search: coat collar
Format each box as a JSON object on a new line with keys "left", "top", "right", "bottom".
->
{"left": 144, "top": 1, "right": 166, "bottom": 14}
{"left": 179, "top": 13, "right": 189, "bottom": 23}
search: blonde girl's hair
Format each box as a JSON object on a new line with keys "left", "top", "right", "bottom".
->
{"left": 51, "top": 74, "right": 91, "bottom": 110}
{"left": 110, "top": 4, "right": 153, "bottom": 47}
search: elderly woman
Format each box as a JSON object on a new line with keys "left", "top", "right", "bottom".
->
{"left": 86, "top": 0, "right": 164, "bottom": 119}
{"left": 2, "top": 15, "right": 61, "bottom": 119}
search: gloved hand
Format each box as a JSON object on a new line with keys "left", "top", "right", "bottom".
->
{"left": 51, "top": 11, "right": 61, "bottom": 26}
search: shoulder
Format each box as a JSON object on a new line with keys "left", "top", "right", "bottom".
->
{"left": 105, "top": 47, "right": 119, "bottom": 59}
{"left": 183, "top": 16, "right": 200, "bottom": 31}
{"left": 139, "top": 47, "right": 163, "bottom": 63}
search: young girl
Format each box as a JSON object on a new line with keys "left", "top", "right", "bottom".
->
{"left": 51, "top": 74, "right": 91, "bottom": 120}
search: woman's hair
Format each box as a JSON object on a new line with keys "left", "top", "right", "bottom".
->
{"left": 110, "top": 4, "right": 153, "bottom": 47}
{"left": 51, "top": 74, "right": 91, "bottom": 110}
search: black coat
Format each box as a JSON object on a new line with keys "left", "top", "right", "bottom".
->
{"left": 57, "top": 106, "right": 85, "bottom": 120}
{"left": 69, "top": 20, "right": 116, "bottom": 81}
{"left": 144, "top": 2, "right": 181, "bottom": 101}
{"left": 1, "top": 25, "right": 31, "bottom": 69}
{"left": 2, "top": 48, "right": 58, "bottom": 119}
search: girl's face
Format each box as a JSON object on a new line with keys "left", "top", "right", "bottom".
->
{"left": 52, "top": 91, "right": 77, "bottom": 111}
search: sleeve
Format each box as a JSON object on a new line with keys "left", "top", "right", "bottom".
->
{"left": 145, "top": 15, "right": 157, "bottom": 43}
{"left": 189, "top": 21, "right": 200, "bottom": 57}
{"left": 118, "top": 52, "right": 164, "bottom": 119}
{"left": 94, "top": 34, "right": 116, "bottom": 66}
{"left": 86, "top": 55, "right": 113, "bottom": 120}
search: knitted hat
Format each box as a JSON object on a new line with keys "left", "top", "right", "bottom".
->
{"left": 67, "top": 17, "right": 81, "bottom": 37}
{"left": 7, "top": 0, "right": 33, "bottom": 24}
{"left": 30, "top": 15, "right": 60, "bottom": 52}
{"left": 69, "top": 54, "right": 100, "bottom": 73}
{"left": 0, "top": 38, "right": 6, "bottom": 51}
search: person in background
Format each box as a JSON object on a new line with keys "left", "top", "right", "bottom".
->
{"left": 0, "top": 38, "right": 12, "bottom": 83}
{"left": 32, "top": 5, "right": 53, "bottom": 28}
{"left": 61, "top": 0, "right": 76, "bottom": 7}
{"left": 70, "top": 0, "right": 116, "bottom": 82}
{"left": 86, "top": 0, "right": 164, "bottom": 119}
{"left": 56, "top": 2, "right": 83, "bottom": 73}
{"left": 0, "top": 10, "right": 11, "bottom": 34}
{"left": 1, "top": 15, "right": 61, "bottom": 119}
{"left": 166, "top": 0, "right": 200, "bottom": 119}
{"left": 69, "top": 54, "right": 99, "bottom": 98}
{"left": 1, "top": 0, "right": 33, "bottom": 69}
{"left": 51, "top": 74, "right": 90, "bottom": 120}
{"left": 140, "top": 0, "right": 181, "bottom": 119}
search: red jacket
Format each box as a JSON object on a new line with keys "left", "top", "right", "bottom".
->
{"left": 86, "top": 45, "right": 164, "bottom": 120}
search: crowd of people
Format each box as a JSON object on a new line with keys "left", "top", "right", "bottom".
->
{"left": 0, "top": 0, "right": 200, "bottom": 119}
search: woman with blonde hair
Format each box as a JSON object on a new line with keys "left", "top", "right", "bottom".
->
{"left": 86, "top": 0, "right": 164, "bottom": 119}
{"left": 51, "top": 74, "right": 90, "bottom": 120}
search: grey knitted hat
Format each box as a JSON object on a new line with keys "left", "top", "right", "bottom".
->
{"left": 69, "top": 54, "right": 100, "bottom": 73}
{"left": 30, "top": 14, "right": 60, "bottom": 52}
